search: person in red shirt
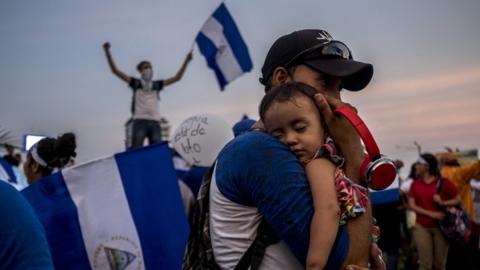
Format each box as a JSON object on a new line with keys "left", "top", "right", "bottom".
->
{"left": 408, "top": 153, "right": 461, "bottom": 270}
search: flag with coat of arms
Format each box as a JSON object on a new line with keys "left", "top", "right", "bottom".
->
{"left": 22, "top": 143, "right": 189, "bottom": 270}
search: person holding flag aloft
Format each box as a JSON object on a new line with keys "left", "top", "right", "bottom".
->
{"left": 102, "top": 42, "right": 192, "bottom": 149}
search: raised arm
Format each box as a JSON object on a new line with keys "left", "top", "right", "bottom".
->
{"left": 458, "top": 161, "right": 480, "bottom": 184}
{"left": 102, "top": 42, "right": 131, "bottom": 83}
{"left": 163, "top": 52, "right": 193, "bottom": 86}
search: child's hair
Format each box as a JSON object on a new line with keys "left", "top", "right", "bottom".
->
{"left": 259, "top": 81, "right": 317, "bottom": 121}
{"left": 32, "top": 132, "right": 77, "bottom": 175}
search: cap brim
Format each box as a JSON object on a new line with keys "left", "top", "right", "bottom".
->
{"left": 304, "top": 58, "right": 373, "bottom": 91}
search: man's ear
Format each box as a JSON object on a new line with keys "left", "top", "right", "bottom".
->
{"left": 271, "top": 67, "right": 292, "bottom": 87}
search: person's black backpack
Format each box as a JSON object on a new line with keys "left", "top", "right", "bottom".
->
{"left": 182, "top": 163, "right": 279, "bottom": 270}
{"left": 436, "top": 178, "right": 472, "bottom": 244}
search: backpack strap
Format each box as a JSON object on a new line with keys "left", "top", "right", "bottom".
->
{"left": 183, "top": 162, "right": 221, "bottom": 270}
{"left": 435, "top": 177, "right": 448, "bottom": 211}
{"left": 200, "top": 164, "right": 219, "bottom": 269}
{"left": 234, "top": 219, "right": 280, "bottom": 270}
{"left": 183, "top": 161, "right": 280, "bottom": 270}
{"left": 436, "top": 177, "right": 444, "bottom": 194}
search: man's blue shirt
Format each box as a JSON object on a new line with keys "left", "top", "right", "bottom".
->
{"left": 0, "top": 181, "right": 53, "bottom": 269}
{"left": 215, "top": 131, "right": 348, "bottom": 269}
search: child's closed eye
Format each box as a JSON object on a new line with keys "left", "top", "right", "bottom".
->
{"left": 294, "top": 124, "right": 307, "bottom": 133}
{"left": 271, "top": 132, "right": 283, "bottom": 140}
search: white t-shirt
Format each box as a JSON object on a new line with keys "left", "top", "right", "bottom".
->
{"left": 209, "top": 165, "right": 303, "bottom": 270}
{"left": 128, "top": 78, "right": 164, "bottom": 121}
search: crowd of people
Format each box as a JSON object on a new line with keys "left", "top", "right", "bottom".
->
{"left": 1, "top": 27, "right": 479, "bottom": 270}
{"left": 374, "top": 153, "right": 480, "bottom": 270}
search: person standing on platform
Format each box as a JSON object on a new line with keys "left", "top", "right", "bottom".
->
{"left": 103, "top": 42, "right": 193, "bottom": 148}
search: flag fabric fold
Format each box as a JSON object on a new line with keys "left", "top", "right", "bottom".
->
{"left": 22, "top": 143, "right": 189, "bottom": 270}
{"left": 196, "top": 3, "right": 252, "bottom": 90}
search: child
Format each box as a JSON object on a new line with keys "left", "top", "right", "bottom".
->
{"left": 259, "top": 82, "right": 371, "bottom": 269}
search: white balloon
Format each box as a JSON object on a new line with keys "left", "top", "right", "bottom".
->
{"left": 171, "top": 114, "right": 234, "bottom": 167}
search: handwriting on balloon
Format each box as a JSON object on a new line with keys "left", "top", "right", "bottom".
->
{"left": 174, "top": 116, "right": 209, "bottom": 143}
{"left": 172, "top": 113, "right": 233, "bottom": 167}
{"left": 173, "top": 116, "right": 211, "bottom": 164}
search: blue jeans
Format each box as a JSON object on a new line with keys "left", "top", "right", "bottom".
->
{"left": 127, "top": 119, "right": 162, "bottom": 149}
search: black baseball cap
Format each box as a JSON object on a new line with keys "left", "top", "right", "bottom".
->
{"left": 260, "top": 29, "right": 373, "bottom": 91}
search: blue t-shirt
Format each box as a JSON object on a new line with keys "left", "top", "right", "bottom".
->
{"left": 215, "top": 131, "right": 348, "bottom": 269}
{"left": 0, "top": 181, "right": 53, "bottom": 269}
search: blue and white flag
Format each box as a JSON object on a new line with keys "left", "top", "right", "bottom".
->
{"left": 22, "top": 143, "right": 189, "bottom": 270}
{"left": 370, "top": 175, "right": 400, "bottom": 205}
{"left": 0, "top": 157, "right": 17, "bottom": 184}
{"left": 196, "top": 3, "right": 253, "bottom": 90}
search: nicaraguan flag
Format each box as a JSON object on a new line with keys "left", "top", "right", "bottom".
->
{"left": 0, "top": 157, "right": 17, "bottom": 185}
{"left": 22, "top": 143, "right": 189, "bottom": 270}
{"left": 196, "top": 3, "right": 253, "bottom": 90}
{"left": 370, "top": 175, "right": 400, "bottom": 205}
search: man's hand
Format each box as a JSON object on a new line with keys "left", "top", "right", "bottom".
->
{"left": 102, "top": 42, "right": 130, "bottom": 83}
{"left": 103, "top": 42, "right": 111, "bottom": 52}
{"left": 433, "top": 194, "right": 443, "bottom": 205}
{"left": 346, "top": 243, "right": 386, "bottom": 270}
{"left": 314, "top": 93, "right": 363, "bottom": 182}
{"left": 186, "top": 51, "right": 193, "bottom": 62}
{"left": 313, "top": 93, "right": 359, "bottom": 136}
{"left": 163, "top": 51, "right": 193, "bottom": 86}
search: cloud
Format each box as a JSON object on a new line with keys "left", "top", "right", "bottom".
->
{"left": 370, "top": 67, "right": 480, "bottom": 96}
{"left": 341, "top": 66, "right": 480, "bottom": 162}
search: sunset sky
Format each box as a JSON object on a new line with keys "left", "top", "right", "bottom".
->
{"left": 1, "top": 0, "right": 479, "bottom": 175}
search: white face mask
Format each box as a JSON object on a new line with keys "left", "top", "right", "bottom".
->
{"left": 141, "top": 68, "right": 153, "bottom": 81}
